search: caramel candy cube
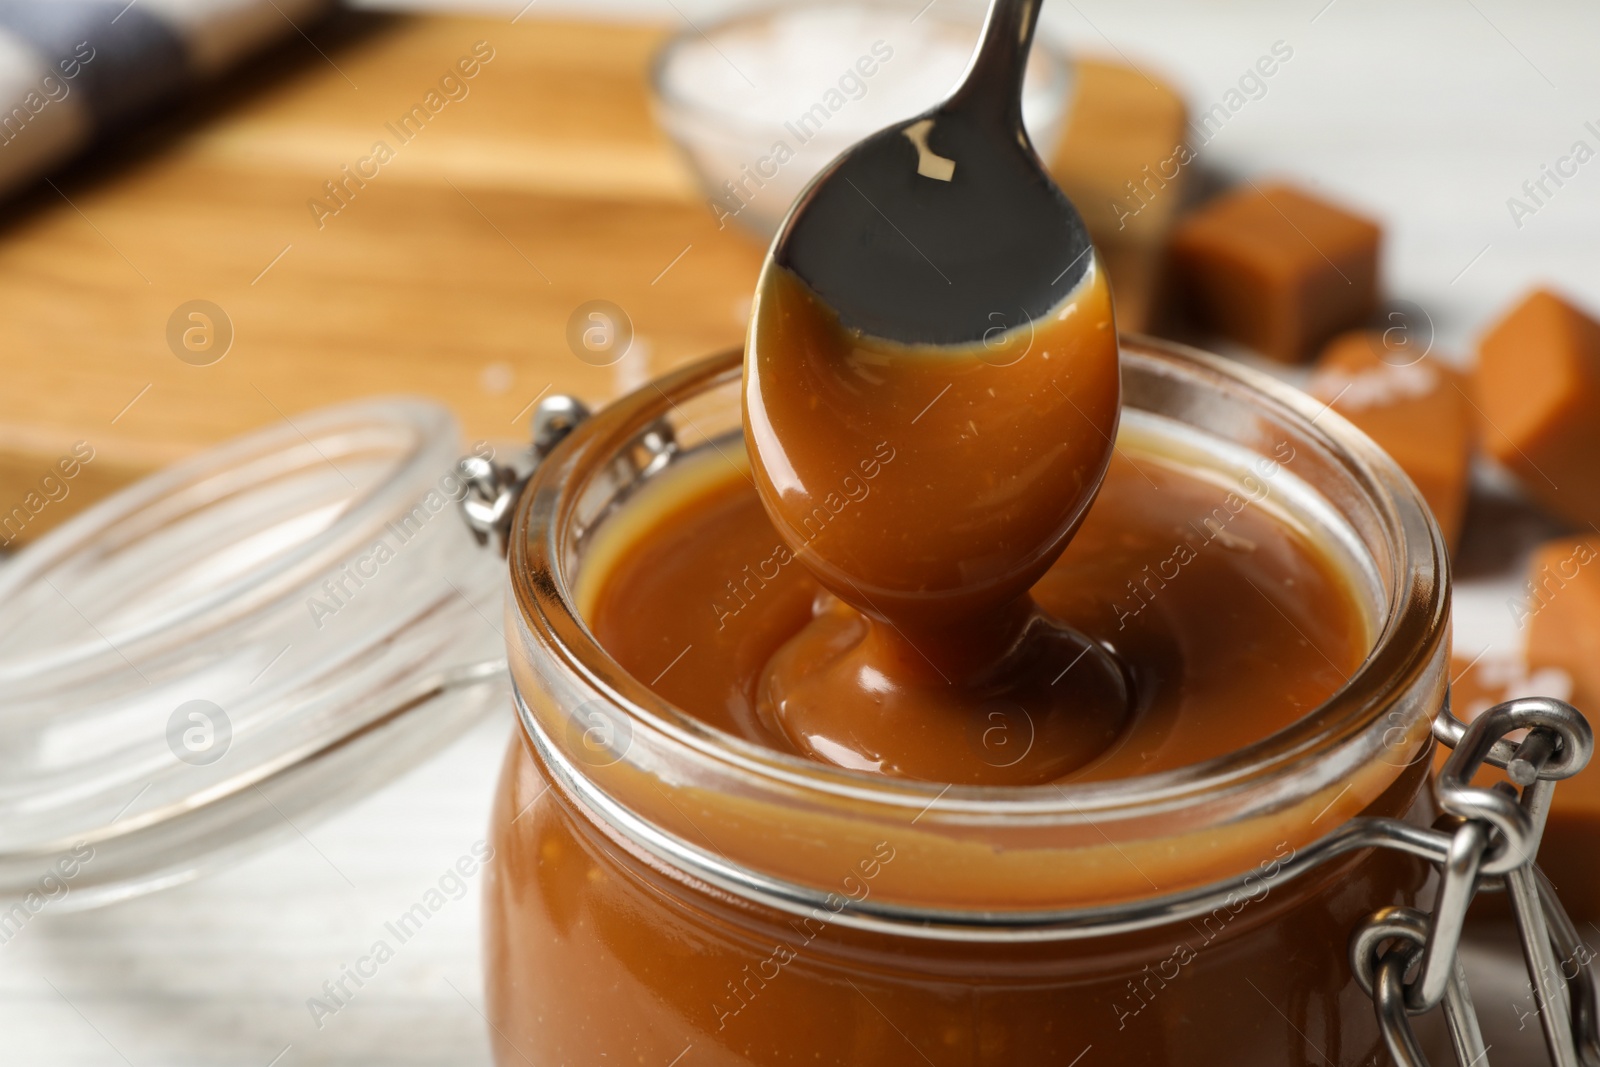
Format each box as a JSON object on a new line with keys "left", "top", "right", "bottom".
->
{"left": 1523, "top": 536, "right": 1600, "bottom": 710}
{"left": 1448, "top": 650, "right": 1573, "bottom": 728}
{"left": 1473, "top": 290, "right": 1600, "bottom": 527}
{"left": 1521, "top": 535, "right": 1600, "bottom": 918}
{"left": 1309, "top": 332, "right": 1473, "bottom": 548}
{"left": 1450, "top": 633, "right": 1599, "bottom": 919}
{"left": 1169, "top": 183, "right": 1381, "bottom": 361}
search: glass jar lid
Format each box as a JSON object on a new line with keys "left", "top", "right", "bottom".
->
{"left": 0, "top": 398, "right": 511, "bottom": 908}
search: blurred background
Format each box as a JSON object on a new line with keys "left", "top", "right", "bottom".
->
{"left": 0, "top": 0, "right": 1596, "bottom": 1062}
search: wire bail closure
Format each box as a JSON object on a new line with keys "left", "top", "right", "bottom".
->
{"left": 1351, "top": 696, "right": 1596, "bottom": 1066}
{"left": 460, "top": 396, "right": 592, "bottom": 555}
{"left": 457, "top": 392, "right": 677, "bottom": 557}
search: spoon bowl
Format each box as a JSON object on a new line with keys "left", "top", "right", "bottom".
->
{"left": 772, "top": 0, "right": 1092, "bottom": 345}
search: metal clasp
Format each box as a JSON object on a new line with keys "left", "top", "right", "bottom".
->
{"left": 458, "top": 395, "right": 590, "bottom": 555}
{"left": 1351, "top": 696, "right": 1596, "bottom": 1066}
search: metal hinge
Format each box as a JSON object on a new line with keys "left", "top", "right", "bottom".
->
{"left": 458, "top": 395, "right": 590, "bottom": 556}
{"left": 1352, "top": 696, "right": 1597, "bottom": 1066}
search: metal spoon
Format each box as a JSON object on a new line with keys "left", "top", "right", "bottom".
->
{"left": 770, "top": 0, "right": 1092, "bottom": 346}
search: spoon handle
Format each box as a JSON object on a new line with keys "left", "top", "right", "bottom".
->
{"left": 946, "top": 0, "right": 1046, "bottom": 130}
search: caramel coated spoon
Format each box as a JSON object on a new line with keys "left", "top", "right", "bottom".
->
{"left": 771, "top": 0, "right": 1090, "bottom": 345}
{"left": 744, "top": 0, "right": 1130, "bottom": 784}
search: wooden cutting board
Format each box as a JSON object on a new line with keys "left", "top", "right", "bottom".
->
{"left": 0, "top": 12, "right": 1186, "bottom": 544}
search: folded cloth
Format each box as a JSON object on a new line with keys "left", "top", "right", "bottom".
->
{"left": 0, "top": 0, "right": 331, "bottom": 197}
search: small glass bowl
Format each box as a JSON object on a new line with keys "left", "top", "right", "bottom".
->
{"left": 651, "top": 0, "right": 1074, "bottom": 240}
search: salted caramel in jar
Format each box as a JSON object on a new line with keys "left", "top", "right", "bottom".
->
{"left": 483, "top": 337, "right": 1462, "bottom": 1066}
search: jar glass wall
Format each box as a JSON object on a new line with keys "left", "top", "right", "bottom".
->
{"left": 485, "top": 339, "right": 1451, "bottom": 1065}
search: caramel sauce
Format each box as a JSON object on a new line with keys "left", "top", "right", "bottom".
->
{"left": 488, "top": 446, "right": 1417, "bottom": 1064}
{"left": 586, "top": 432, "right": 1369, "bottom": 782}
{"left": 485, "top": 728, "right": 1432, "bottom": 1067}
{"left": 741, "top": 264, "right": 1134, "bottom": 783}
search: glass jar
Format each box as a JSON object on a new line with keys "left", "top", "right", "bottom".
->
{"left": 485, "top": 337, "right": 1455, "bottom": 1065}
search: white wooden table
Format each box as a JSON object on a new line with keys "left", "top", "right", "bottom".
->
{"left": 4, "top": 0, "right": 1598, "bottom": 1063}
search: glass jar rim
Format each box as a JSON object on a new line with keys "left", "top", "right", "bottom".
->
{"left": 514, "top": 339, "right": 1446, "bottom": 813}
{"left": 507, "top": 338, "right": 1450, "bottom": 928}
